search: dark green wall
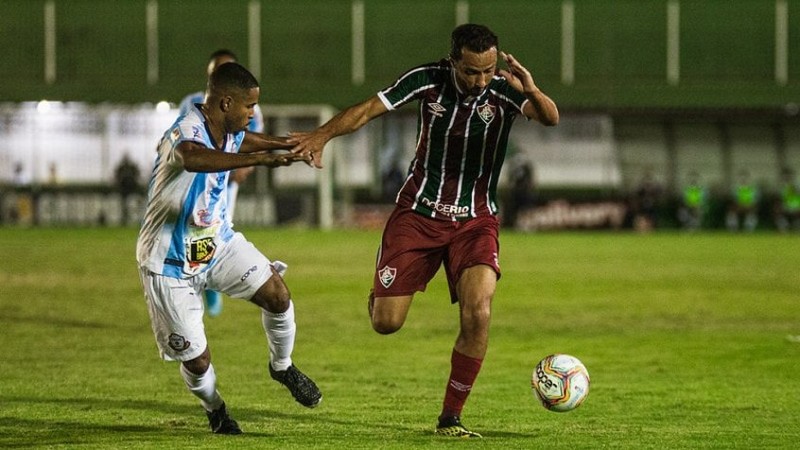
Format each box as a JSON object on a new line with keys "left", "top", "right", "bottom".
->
{"left": 1, "top": 0, "right": 798, "bottom": 108}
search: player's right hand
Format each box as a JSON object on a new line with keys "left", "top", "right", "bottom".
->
{"left": 287, "top": 131, "right": 326, "bottom": 169}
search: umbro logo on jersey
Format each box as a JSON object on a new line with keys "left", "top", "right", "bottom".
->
{"left": 477, "top": 103, "right": 496, "bottom": 124}
{"left": 427, "top": 102, "right": 446, "bottom": 117}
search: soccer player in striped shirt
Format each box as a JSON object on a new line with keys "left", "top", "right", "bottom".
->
{"left": 290, "top": 23, "right": 559, "bottom": 437}
{"left": 137, "top": 62, "right": 320, "bottom": 435}
{"left": 178, "top": 49, "right": 265, "bottom": 317}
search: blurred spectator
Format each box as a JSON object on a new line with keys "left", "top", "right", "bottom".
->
{"left": 378, "top": 118, "right": 406, "bottom": 202}
{"left": 631, "top": 168, "right": 662, "bottom": 233}
{"left": 678, "top": 171, "right": 707, "bottom": 231}
{"left": 115, "top": 153, "right": 141, "bottom": 225}
{"left": 774, "top": 167, "right": 800, "bottom": 232}
{"left": 503, "top": 160, "right": 535, "bottom": 228}
{"left": 47, "top": 162, "right": 60, "bottom": 185}
{"left": 381, "top": 166, "right": 405, "bottom": 203}
{"left": 12, "top": 162, "right": 30, "bottom": 186}
{"left": 9, "top": 162, "right": 33, "bottom": 225}
{"left": 725, "top": 169, "right": 759, "bottom": 232}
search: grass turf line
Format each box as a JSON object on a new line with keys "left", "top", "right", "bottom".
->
{"left": 1, "top": 228, "right": 799, "bottom": 448}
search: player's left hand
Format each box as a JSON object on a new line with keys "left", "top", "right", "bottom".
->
{"left": 497, "top": 51, "right": 537, "bottom": 95}
{"left": 264, "top": 151, "right": 312, "bottom": 167}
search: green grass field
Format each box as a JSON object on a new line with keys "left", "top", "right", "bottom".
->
{"left": 1, "top": 227, "right": 799, "bottom": 449}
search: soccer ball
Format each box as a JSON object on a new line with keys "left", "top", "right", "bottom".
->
{"left": 531, "top": 354, "right": 590, "bottom": 412}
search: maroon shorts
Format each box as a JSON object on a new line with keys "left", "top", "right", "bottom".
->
{"left": 372, "top": 207, "right": 500, "bottom": 303}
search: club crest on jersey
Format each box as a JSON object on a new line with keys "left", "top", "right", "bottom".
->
{"left": 477, "top": 103, "right": 496, "bottom": 124}
{"left": 378, "top": 265, "right": 397, "bottom": 288}
{"left": 427, "top": 102, "right": 446, "bottom": 117}
{"left": 167, "top": 333, "right": 191, "bottom": 352}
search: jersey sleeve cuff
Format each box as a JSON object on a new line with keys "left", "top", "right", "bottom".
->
{"left": 377, "top": 92, "right": 396, "bottom": 111}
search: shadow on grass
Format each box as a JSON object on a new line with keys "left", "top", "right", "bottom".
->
{"left": 0, "top": 312, "right": 114, "bottom": 329}
{"left": 0, "top": 395, "right": 428, "bottom": 442}
{"left": 0, "top": 395, "right": 541, "bottom": 447}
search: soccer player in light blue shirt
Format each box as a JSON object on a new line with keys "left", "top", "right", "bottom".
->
{"left": 137, "top": 62, "right": 321, "bottom": 434}
{"left": 178, "top": 49, "right": 265, "bottom": 317}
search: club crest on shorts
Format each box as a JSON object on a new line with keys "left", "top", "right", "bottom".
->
{"left": 378, "top": 265, "right": 397, "bottom": 288}
{"left": 477, "top": 102, "right": 496, "bottom": 124}
{"left": 167, "top": 333, "right": 191, "bottom": 352}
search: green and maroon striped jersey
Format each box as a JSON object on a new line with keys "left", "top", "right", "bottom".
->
{"left": 378, "top": 59, "right": 529, "bottom": 221}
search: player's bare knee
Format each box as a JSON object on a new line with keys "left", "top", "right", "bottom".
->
{"left": 263, "top": 292, "right": 290, "bottom": 314}
{"left": 183, "top": 352, "right": 211, "bottom": 375}
{"left": 252, "top": 273, "right": 291, "bottom": 313}
{"left": 371, "top": 316, "right": 403, "bottom": 335}
{"left": 462, "top": 300, "right": 492, "bottom": 324}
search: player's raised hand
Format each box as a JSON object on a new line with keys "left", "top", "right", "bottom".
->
{"left": 497, "top": 51, "right": 538, "bottom": 95}
{"left": 497, "top": 51, "right": 559, "bottom": 125}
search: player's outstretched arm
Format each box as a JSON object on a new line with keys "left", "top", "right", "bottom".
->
{"left": 497, "top": 51, "right": 559, "bottom": 126}
{"left": 288, "top": 95, "right": 389, "bottom": 169}
{"left": 239, "top": 132, "right": 293, "bottom": 154}
{"left": 176, "top": 141, "right": 309, "bottom": 172}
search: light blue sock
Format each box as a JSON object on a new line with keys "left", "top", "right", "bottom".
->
{"left": 205, "top": 290, "right": 223, "bottom": 317}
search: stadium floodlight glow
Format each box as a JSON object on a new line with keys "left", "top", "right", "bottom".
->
{"left": 37, "top": 100, "right": 52, "bottom": 114}
{"left": 155, "top": 101, "right": 171, "bottom": 114}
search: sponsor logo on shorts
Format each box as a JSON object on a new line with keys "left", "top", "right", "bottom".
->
{"left": 241, "top": 265, "right": 258, "bottom": 282}
{"left": 167, "top": 333, "right": 191, "bottom": 352}
{"left": 379, "top": 265, "right": 396, "bottom": 288}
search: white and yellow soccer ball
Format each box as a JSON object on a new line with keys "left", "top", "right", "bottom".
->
{"left": 531, "top": 354, "right": 590, "bottom": 412}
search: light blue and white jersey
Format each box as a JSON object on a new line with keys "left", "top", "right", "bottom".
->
{"left": 136, "top": 104, "right": 244, "bottom": 279}
{"left": 178, "top": 91, "right": 265, "bottom": 133}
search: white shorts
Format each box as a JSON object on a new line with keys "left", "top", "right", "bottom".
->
{"left": 138, "top": 232, "right": 273, "bottom": 361}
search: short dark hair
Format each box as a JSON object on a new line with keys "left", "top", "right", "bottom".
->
{"left": 208, "top": 49, "right": 238, "bottom": 63}
{"left": 450, "top": 24, "right": 498, "bottom": 60}
{"left": 208, "top": 62, "right": 259, "bottom": 94}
